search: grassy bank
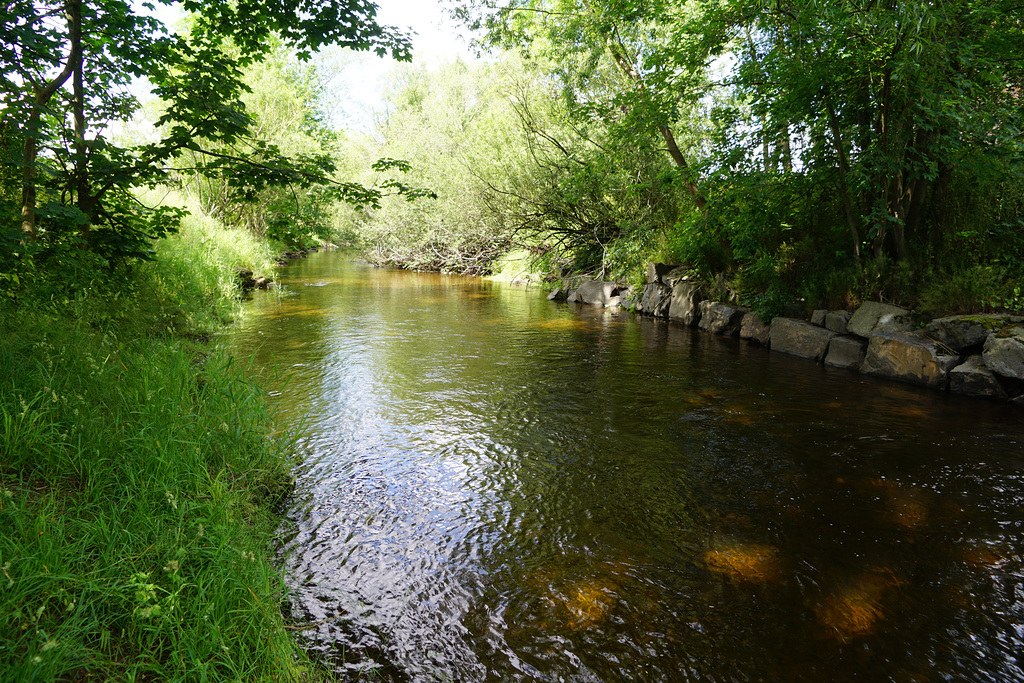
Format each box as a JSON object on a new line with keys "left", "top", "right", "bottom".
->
{"left": 0, "top": 194, "right": 312, "bottom": 681}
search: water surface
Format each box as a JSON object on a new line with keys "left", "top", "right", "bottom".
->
{"left": 227, "top": 251, "right": 1024, "bottom": 682}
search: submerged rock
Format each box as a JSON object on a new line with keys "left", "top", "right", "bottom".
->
{"left": 860, "top": 331, "right": 961, "bottom": 389}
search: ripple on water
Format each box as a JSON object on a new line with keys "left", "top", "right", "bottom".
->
{"left": 226, "top": 253, "right": 1024, "bottom": 682}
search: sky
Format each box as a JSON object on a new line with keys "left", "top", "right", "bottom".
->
{"left": 136, "top": 0, "right": 474, "bottom": 132}
{"left": 324, "top": 0, "right": 475, "bottom": 130}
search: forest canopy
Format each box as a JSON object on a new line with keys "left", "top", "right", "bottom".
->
{"left": 345, "top": 0, "right": 1024, "bottom": 315}
{"left": 2, "top": 0, "right": 1022, "bottom": 316}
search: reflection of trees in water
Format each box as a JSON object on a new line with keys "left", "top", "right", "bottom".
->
{"left": 229, "top": 252, "right": 1024, "bottom": 681}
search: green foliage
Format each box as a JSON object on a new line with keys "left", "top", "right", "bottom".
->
{"left": 1, "top": 0, "right": 416, "bottom": 275}
{"left": 0, "top": 196, "right": 315, "bottom": 680}
{"left": 441, "top": 0, "right": 1024, "bottom": 316}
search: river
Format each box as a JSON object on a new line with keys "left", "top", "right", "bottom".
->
{"left": 226, "top": 250, "right": 1024, "bottom": 682}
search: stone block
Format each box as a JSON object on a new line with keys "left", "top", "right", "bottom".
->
{"left": 825, "top": 311, "right": 852, "bottom": 335}
{"left": 740, "top": 312, "right": 771, "bottom": 346}
{"left": 848, "top": 302, "right": 914, "bottom": 338}
{"left": 982, "top": 325, "right": 1024, "bottom": 380}
{"left": 811, "top": 309, "right": 827, "bottom": 326}
{"left": 668, "top": 281, "right": 704, "bottom": 326}
{"left": 698, "top": 302, "right": 745, "bottom": 336}
{"left": 770, "top": 318, "right": 837, "bottom": 361}
{"left": 824, "top": 335, "right": 867, "bottom": 370}
{"left": 576, "top": 281, "right": 621, "bottom": 306}
{"left": 640, "top": 283, "right": 673, "bottom": 317}
{"left": 860, "top": 331, "right": 961, "bottom": 389}
{"left": 950, "top": 355, "right": 1009, "bottom": 399}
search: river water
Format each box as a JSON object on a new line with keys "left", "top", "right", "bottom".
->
{"left": 226, "top": 251, "right": 1024, "bottom": 682}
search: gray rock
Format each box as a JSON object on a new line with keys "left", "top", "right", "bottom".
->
{"left": 811, "top": 309, "right": 827, "bottom": 326}
{"left": 576, "top": 281, "right": 622, "bottom": 306}
{"left": 825, "top": 311, "right": 852, "bottom": 335}
{"left": 848, "top": 301, "right": 914, "bottom": 338}
{"left": 927, "top": 314, "right": 1024, "bottom": 353}
{"left": 860, "top": 331, "right": 961, "bottom": 389}
{"left": 740, "top": 312, "right": 771, "bottom": 346}
{"left": 668, "top": 281, "right": 705, "bottom": 326}
{"left": 547, "top": 287, "right": 568, "bottom": 301}
{"left": 698, "top": 302, "right": 745, "bottom": 336}
{"left": 566, "top": 290, "right": 579, "bottom": 303}
{"left": 770, "top": 318, "right": 837, "bottom": 361}
{"left": 619, "top": 287, "right": 640, "bottom": 310}
{"left": 982, "top": 325, "right": 1024, "bottom": 380}
{"left": 647, "top": 263, "right": 679, "bottom": 284}
{"left": 950, "top": 355, "right": 1009, "bottom": 399}
{"left": 640, "top": 283, "right": 673, "bottom": 317}
{"left": 824, "top": 335, "right": 867, "bottom": 370}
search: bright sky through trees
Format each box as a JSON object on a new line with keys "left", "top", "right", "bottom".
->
{"left": 132, "top": 0, "right": 471, "bottom": 130}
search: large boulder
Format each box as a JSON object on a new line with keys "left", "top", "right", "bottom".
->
{"left": 982, "top": 325, "right": 1024, "bottom": 380}
{"left": 824, "top": 336, "right": 867, "bottom": 370}
{"left": 949, "top": 355, "right": 1009, "bottom": 399}
{"left": 740, "top": 312, "right": 771, "bottom": 346}
{"left": 926, "top": 315, "right": 1024, "bottom": 352}
{"left": 668, "top": 281, "right": 704, "bottom": 326}
{"left": 640, "top": 283, "right": 673, "bottom": 317}
{"left": 860, "top": 331, "right": 961, "bottom": 389}
{"left": 770, "top": 318, "right": 837, "bottom": 361}
{"left": 698, "top": 302, "right": 745, "bottom": 336}
{"left": 848, "top": 302, "right": 914, "bottom": 338}
{"left": 576, "top": 281, "right": 622, "bottom": 306}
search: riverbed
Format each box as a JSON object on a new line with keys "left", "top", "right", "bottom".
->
{"left": 226, "top": 251, "right": 1024, "bottom": 682}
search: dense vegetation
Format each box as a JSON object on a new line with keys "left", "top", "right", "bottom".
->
{"left": 352, "top": 0, "right": 1024, "bottom": 317}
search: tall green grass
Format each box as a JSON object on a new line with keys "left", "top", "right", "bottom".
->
{"left": 1, "top": 196, "right": 311, "bottom": 681}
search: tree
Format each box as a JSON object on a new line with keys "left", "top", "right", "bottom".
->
{"left": 1, "top": 0, "right": 416, "bottom": 264}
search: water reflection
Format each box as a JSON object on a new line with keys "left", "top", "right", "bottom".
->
{"left": 226, "top": 252, "right": 1024, "bottom": 681}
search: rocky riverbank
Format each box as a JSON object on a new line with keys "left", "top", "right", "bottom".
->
{"left": 549, "top": 265, "right": 1024, "bottom": 408}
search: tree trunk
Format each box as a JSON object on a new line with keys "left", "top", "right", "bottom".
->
{"left": 20, "top": 1, "right": 82, "bottom": 240}
{"left": 824, "top": 96, "right": 861, "bottom": 265}
{"left": 70, "top": 0, "right": 93, "bottom": 241}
